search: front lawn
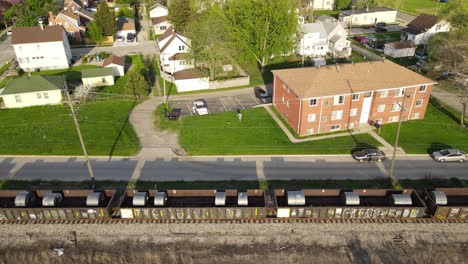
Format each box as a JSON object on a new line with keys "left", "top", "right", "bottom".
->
{"left": 156, "top": 105, "right": 382, "bottom": 155}
{"left": 31, "top": 65, "right": 100, "bottom": 81}
{"left": 379, "top": 99, "right": 468, "bottom": 154}
{"left": 0, "top": 101, "right": 139, "bottom": 155}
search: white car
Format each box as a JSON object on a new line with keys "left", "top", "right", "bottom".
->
{"left": 192, "top": 99, "right": 209, "bottom": 115}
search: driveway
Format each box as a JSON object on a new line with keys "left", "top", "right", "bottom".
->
{"left": 0, "top": 36, "right": 14, "bottom": 64}
{"left": 71, "top": 40, "right": 156, "bottom": 57}
{"left": 347, "top": 25, "right": 405, "bottom": 35}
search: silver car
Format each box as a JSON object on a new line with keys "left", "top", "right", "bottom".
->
{"left": 432, "top": 149, "right": 467, "bottom": 163}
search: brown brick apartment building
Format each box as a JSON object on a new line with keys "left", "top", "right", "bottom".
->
{"left": 272, "top": 60, "right": 436, "bottom": 136}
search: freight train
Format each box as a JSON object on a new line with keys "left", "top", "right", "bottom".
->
{"left": 0, "top": 188, "right": 467, "bottom": 222}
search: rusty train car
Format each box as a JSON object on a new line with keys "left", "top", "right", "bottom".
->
{"left": 0, "top": 188, "right": 467, "bottom": 222}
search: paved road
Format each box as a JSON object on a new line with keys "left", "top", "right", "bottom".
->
{"left": 1, "top": 156, "right": 467, "bottom": 182}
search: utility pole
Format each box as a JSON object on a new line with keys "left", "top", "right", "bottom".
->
{"left": 388, "top": 93, "right": 411, "bottom": 182}
{"left": 65, "top": 90, "right": 95, "bottom": 188}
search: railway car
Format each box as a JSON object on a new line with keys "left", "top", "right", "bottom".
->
{"left": 423, "top": 188, "right": 468, "bottom": 219}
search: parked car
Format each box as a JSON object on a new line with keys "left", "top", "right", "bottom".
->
{"left": 353, "top": 36, "right": 369, "bottom": 44}
{"left": 6, "top": 29, "right": 12, "bottom": 36}
{"left": 415, "top": 52, "right": 428, "bottom": 60}
{"left": 127, "top": 33, "right": 135, "bottom": 42}
{"left": 375, "top": 27, "right": 388, "bottom": 32}
{"left": 192, "top": 99, "right": 209, "bottom": 115}
{"left": 117, "top": 35, "right": 125, "bottom": 42}
{"left": 254, "top": 87, "right": 272, "bottom": 104}
{"left": 352, "top": 149, "right": 386, "bottom": 162}
{"left": 431, "top": 149, "right": 467, "bottom": 163}
{"left": 367, "top": 35, "right": 378, "bottom": 42}
{"left": 375, "top": 22, "right": 386, "bottom": 28}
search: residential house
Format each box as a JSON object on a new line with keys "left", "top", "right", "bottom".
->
{"left": 401, "top": 14, "right": 451, "bottom": 45}
{"left": 0, "top": 75, "right": 66, "bottom": 108}
{"left": 63, "top": 0, "right": 89, "bottom": 10}
{"left": 339, "top": 7, "right": 397, "bottom": 27}
{"left": 173, "top": 69, "right": 209, "bottom": 92}
{"left": 149, "top": 3, "right": 168, "bottom": 18}
{"left": 102, "top": 55, "right": 125, "bottom": 77}
{"left": 152, "top": 16, "right": 173, "bottom": 35}
{"left": 316, "top": 15, "right": 338, "bottom": 23}
{"left": 157, "top": 26, "right": 194, "bottom": 75}
{"left": 298, "top": 21, "right": 351, "bottom": 58}
{"left": 48, "top": 10, "right": 85, "bottom": 41}
{"left": 81, "top": 68, "right": 115, "bottom": 88}
{"left": 272, "top": 60, "right": 435, "bottom": 136}
{"left": 117, "top": 17, "right": 136, "bottom": 39}
{"left": 302, "top": 0, "right": 335, "bottom": 10}
{"left": 384, "top": 41, "right": 416, "bottom": 58}
{"left": 11, "top": 24, "right": 72, "bottom": 72}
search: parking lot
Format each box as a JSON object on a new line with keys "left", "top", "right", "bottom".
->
{"left": 169, "top": 93, "right": 260, "bottom": 116}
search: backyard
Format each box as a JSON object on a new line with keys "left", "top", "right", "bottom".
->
{"left": 156, "top": 105, "right": 381, "bottom": 155}
{"left": 379, "top": 98, "right": 468, "bottom": 154}
{"left": 0, "top": 101, "right": 139, "bottom": 156}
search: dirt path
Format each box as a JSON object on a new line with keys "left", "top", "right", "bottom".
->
{"left": 0, "top": 223, "right": 466, "bottom": 263}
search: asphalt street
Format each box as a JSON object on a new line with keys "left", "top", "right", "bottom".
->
{"left": 1, "top": 156, "right": 466, "bottom": 182}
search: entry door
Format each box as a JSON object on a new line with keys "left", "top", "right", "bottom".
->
{"left": 359, "top": 92, "right": 373, "bottom": 124}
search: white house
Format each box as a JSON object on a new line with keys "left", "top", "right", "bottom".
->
{"left": 303, "top": 0, "right": 335, "bottom": 10}
{"left": 117, "top": 17, "right": 136, "bottom": 39}
{"left": 0, "top": 75, "right": 65, "bottom": 108}
{"left": 157, "top": 26, "right": 194, "bottom": 75}
{"left": 11, "top": 25, "right": 72, "bottom": 72}
{"left": 152, "top": 16, "right": 173, "bottom": 35}
{"left": 81, "top": 68, "right": 115, "bottom": 88}
{"left": 149, "top": 3, "right": 168, "bottom": 18}
{"left": 322, "top": 21, "right": 351, "bottom": 57}
{"left": 298, "top": 23, "right": 328, "bottom": 57}
{"left": 102, "top": 55, "right": 125, "bottom": 77}
{"left": 173, "top": 69, "right": 209, "bottom": 93}
{"left": 384, "top": 41, "right": 416, "bottom": 58}
{"left": 401, "top": 14, "right": 451, "bottom": 45}
{"left": 339, "top": 7, "right": 397, "bottom": 27}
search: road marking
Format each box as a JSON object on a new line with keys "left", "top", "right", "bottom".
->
{"left": 256, "top": 160, "right": 266, "bottom": 180}
{"left": 6, "top": 160, "right": 25, "bottom": 180}
{"left": 186, "top": 104, "right": 193, "bottom": 116}
{"left": 131, "top": 160, "right": 146, "bottom": 181}
{"left": 219, "top": 98, "right": 228, "bottom": 111}
{"left": 235, "top": 97, "right": 245, "bottom": 109}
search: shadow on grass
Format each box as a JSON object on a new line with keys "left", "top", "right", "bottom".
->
{"left": 427, "top": 142, "right": 452, "bottom": 154}
{"left": 108, "top": 100, "right": 137, "bottom": 158}
{"left": 349, "top": 134, "right": 379, "bottom": 155}
{"left": 430, "top": 97, "right": 460, "bottom": 124}
{"left": 399, "top": 177, "right": 466, "bottom": 189}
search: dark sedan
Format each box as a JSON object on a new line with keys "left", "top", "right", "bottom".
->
{"left": 352, "top": 149, "right": 386, "bottom": 162}
{"left": 254, "top": 87, "right": 272, "bottom": 104}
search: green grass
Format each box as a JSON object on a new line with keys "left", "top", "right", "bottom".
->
{"left": 398, "top": 0, "right": 444, "bottom": 15}
{"left": 156, "top": 106, "right": 382, "bottom": 155}
{"left": 0, "top": 101, "right": 139, "bottom": 155}
{"left": 0, "top": 62, "right": 10, "bottom": 76}
{"left": 31, "top": 65, "right": 100, "bottom": 81}
{"left": 399, "top": 178, "right": 466, "bottom": 190}
{"left": 154, "top": 56, "right": 177, "bottom": 96}
{"left": 379, "top": 99, "right": 468, "bottom": 154}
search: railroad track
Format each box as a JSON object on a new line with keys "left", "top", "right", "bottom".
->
{"left": 1, "top": 218, "right": 467, "bottom": 225}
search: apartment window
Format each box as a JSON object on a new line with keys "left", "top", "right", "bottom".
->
{"left": 180, "top": 60, "right": 187, "bottom": 65}
{"left": 377, "top": 104, "right": 385, "bottom": 112}
{"left": 364, "top": 91, "right": 372, "bottom": 98}
{"left": 15, "top": 95, "right": 22, "bottom": 103}
{"left": 308, "top": 114, "right": 316, "bottom": 122}
{"left": 330, "top": 124, "right": 341, "bottom": 131}
{"left": 415, "top": 99, "right": 423, "bottom": 107}
{"left": 306, "top": 128, "right": 314, "bottom": 135}
{"left": 331, "top": 110, "right": 343, "bottom": 121}
{"left": 36, "top": 93, "right": 42, "bottom": 99}
{"left": 334, "top": 95, "right": 344, "bottom": 105}
{"left": 395, "top": 88, "right": 405, "bottom": 97}
{"left": 352, "top": 93, "right": 359, "bottom": 101}
{"left": 419, "top": 85, "right": 426, "bottom": 92}
{"left": 350, "top": 108, "right": 358, "bottom": 116}
{"left": 309, "top": 98, "right": 317, "bottom": 106}
{"left": 412, "top": 113, "right": 420, "bottom": 119}
{"left": 160, "top": 26, "right": 167, "bottom": 30}
{"left": 391, "top": 103, "right": 401, "bottom": 112}
{"left": 178, "top": 46, "right": 185, "bottom": 51}
{"left": 381, "top": 90, "right": 388, "bottom": 98}
{"left": 388, "top": 116, "right": 399, "bottom": 122}
{"left": 43, "top": 92, "right": 49, "bottom": 99}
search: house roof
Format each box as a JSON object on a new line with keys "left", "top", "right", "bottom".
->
{"left": 158, "top": 26, "right": 189, "bottom": 53}
{"left": 329, "top": 34, "right": 342, "bottom": 43}
{"left": 81, "top": 68, "right": 113, "bottom": 78}
{"left": 63, "top": 9, "right": 79, "bottom": 20}
{"left": 102, "top": 55, "right": 125, "bottom": 67}
{"left": 158, "top": 25, "right": 175, "bottom": 41}
{"left": 301, "top": 23, "right": 327, "bottom": 37}
{"left": 401, "top": 27, "right": 422, "bottom": 35}
{"left": 385, "top": 40, "right": 416, "bottom": 49}
{"left": 65, "top": 0, "right": 84, "bottom": 8}
{"left": 321, "top": 21, "right": 339, "bottom": 35}
{"left": 11, "top": 25, "right": 65, "bottom": 45}
{"left": 272, "top": 60, "right": 435, "bottom": 99}
{"left": 341, "top": 7, "right": 394, "bottom": 16}
{"left": 406, "top": 13, "right": 438, "bottom": 31}
{"left": 150, "top": 3, "right": 168, "bottom": 11}
{"left": 152, "top": 16, "right": 167, "bottom": 25}
{"left": 173, "top": 69, "right": 207, "bottom": 80}
{"left": 74, "top": 7, "right": 94, "bottom": 20}
{"left": 1, "top": 75, "right": 65, "bottom": 95}
{"left": 168, "top": 53, "right": 188, "bottom": 61}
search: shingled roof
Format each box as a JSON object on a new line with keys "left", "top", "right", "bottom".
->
{"left": 272, "top": 60, "right": 435, "bottom": 99}
{"left": 385, "top": 40, "right": 416, "bottom": 49}
{"left": 102, "top": 55, "right": 125, "bottom": 67}
{"left": 11, "top": 25, "right": 65, "bottom": 45}
{"left": 152, "top": 16, "right": 167, "bottom": 25}
{"left": 1, "top": 75, "right": 65, "bottom": 95}
{"left": 406, "top": 13, "right": 438, "bottom": 32}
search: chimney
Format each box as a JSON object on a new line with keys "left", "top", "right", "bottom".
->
{"left": 38, "top": 18, "right": 44, "bottom": 31}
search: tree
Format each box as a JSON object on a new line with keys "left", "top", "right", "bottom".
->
{"left": 224, "top": 0, "right": 298, "bottom": 72}
{"left": 168, "top": 0, "right": 194, "bottom": 32}
{"left": 4, "top": 0, "right": 58, "bottom": 27}
{"left": 186, "top": 5, "right": 235, "bottom": 80}
{"left": 336, "top": 0, "right": 352, "bottom": 10}
{"left": 94, "top": 2, "right": 117, "bottom": 36}
{"left": 126, "top": 70, "right": 149, "bottom": 99}
{"left": 87, "top": 21, "right": 104, "bottom": 43}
